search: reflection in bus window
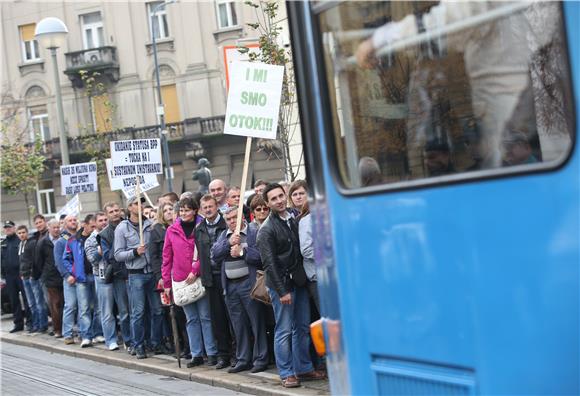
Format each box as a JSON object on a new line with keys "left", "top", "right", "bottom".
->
{"left": 319, "top": 1, "right": 574, "bottom": 188}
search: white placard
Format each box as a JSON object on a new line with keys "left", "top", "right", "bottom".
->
{"left": 105, "top": 159, "right": 159, "bottom": 197}
{"left": 110, "top": 138, "right": 163, "bottom": 177}
{"left": 55, "top": 194, "right": 81, "bottom": 218}
{"left": 121, "top": 176, "right": 159, "bottom": 200}
{"left": 60, "top": 162, "right": 98, "bottom": 196}
{"left": 224, "top": 62, "right": 284, "bottom": 140}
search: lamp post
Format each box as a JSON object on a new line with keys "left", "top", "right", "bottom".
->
{"left": 152, "top": 0, "right": 176, "bottom": 192}
{"left": 35, "top": 17, "right": 69, "bottom": 165}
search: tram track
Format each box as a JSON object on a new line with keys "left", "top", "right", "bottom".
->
{"left": 2, "top": 367, "right": 96, "bottom": 396}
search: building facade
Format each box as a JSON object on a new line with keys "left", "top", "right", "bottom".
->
{"left": 1, "top": 0, "right": 303, "bottom": 225}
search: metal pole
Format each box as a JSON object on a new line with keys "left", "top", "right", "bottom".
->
{"left": 51, "top": 48, "right": 69, "bottom": 165}
{"left": 152, "top": 3, "right": 173, "bottom": 192}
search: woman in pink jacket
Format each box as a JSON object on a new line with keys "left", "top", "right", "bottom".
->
{"left": 162, "top": 197, "right": 218, "bottom": 368}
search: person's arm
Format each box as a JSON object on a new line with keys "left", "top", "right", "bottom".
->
{"left": 114, "top": 223, "right": 135, "bottom": 263}
{"left": 210, "top": 230, "right": 230, "bottom": 264}
{"left": 245, "top": 227, "right": 262, "bottom": 267}
{"left": 299, "top": 216, "right": 314, "bottom": 261}
{"left": 84, "top": 234, "right": 101, "bottom": 266}
{"left": 161, "top": 229, "right": 174, "bottom": 289}
{"left": 149, "top": 227, "right": 163, "bottom": 281}
{"left": 257, "top": 226, "right": 289, "bottom": 297}
{"left": 62, "top": 241, "right": 74, "bottom": 278}
{"left": 53, "top": 239, "right": 68, "bottom": 277}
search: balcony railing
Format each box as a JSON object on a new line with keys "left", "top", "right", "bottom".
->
{"left": 64, "top": 46, "right": 120, "bottom": 88}
{"left": 41, "top": 116, "right": 225, "bottom": 159}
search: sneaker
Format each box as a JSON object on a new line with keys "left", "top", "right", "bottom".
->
{"left": 80, "top": 339, "right": 92, "bottom": 348}
{"left": 108, "top": 342, "right": 120, "bottom": 351}
{"left": 9, "top": 326, "right": 24, "bottom": 334}
{"left": 135, "top": 347, "right": 147, "bottom": 359}
{"left": 64, "top": 337, "right": 75, "bottom": 345}
{"left": 92, "top": 335, "right": 106, "bottom": 344}
{"left": 127, "top": 346, "right": 136, "bottom": 356}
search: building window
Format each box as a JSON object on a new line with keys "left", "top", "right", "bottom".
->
{"left": 160, "top": 84, "right": 180, "bottom": 123}
{"left": 81, "top": 12, "right": 104, "bottom": 49}
{"left": 19, "top": 23, "right": 40, "bottom": 62}
{"left": 37, "top": 181, "right": 56, "bottom": 216}
{"left": 28, "top": 106, "right": 50, "bottom": 142}
{"left": 216, "top": 0, "right": 238, "bottom": 29}
{"left": 148, "top": 1, "right": 170, "bottom": 40}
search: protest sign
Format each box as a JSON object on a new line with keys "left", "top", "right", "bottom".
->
{"left": 110, "top": 139, "right": 162, "bottom": 177}
{"left": 224, "top": 62, "right": 284, "bottom": 140}
{"left": 55, "top": 194, "right": 81, "bottom": 218}
{"left": 60, "top": 162, "right": 98, "bottom": 196}
{"left": 105, "top": 159, "right": 159, "bottom": 199}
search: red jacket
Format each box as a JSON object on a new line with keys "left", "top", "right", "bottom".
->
{"left": 162, "top": 218, "right": 200, "bottom": 288}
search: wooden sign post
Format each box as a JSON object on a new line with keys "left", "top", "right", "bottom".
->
{"left": 235, "top": 136, "right": 253, "bottom": 234}
{"left": 136, "top": 175, "right": 143, "bottom": 246}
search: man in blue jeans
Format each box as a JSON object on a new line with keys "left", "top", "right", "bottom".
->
{"left": 114, "top": 195, "right": 163, "bottom": 359}
{"left": 62, "top": 215, "right": 100, "bottom": 348}
{"left": 99, "top": 201, "right": 132, "bottom": 350}
{"left": 256, "top": 183, "right": 326, "bottom": 388}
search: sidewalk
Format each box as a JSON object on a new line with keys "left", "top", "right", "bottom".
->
{"left": 0, "top": 317, "right": 329, "bottom": 396}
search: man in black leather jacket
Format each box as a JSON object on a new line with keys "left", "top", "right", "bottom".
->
{"left": 256, "top": 183, "right": 325, "bottom": 388}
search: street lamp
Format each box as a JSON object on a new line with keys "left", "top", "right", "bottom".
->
{"left": 152, "top": 0, "right": 176, "bottom": 192}
{"left": 35, "top": 17, "right": 69, "bottom": 166}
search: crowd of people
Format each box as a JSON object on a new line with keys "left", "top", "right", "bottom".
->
{"left": 1, "top": 178, "right": 325, "bottom": 388}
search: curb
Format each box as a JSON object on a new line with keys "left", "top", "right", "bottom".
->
{"left": 0, "top": 331, "right": 329, "bottom": 396}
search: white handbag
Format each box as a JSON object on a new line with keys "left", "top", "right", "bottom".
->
{"left": 172, "top": 244, "right": 206, "bottom": 306}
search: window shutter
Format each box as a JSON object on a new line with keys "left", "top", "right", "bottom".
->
{"left": 20, "top": 23, "right": 36, "bottom": 42}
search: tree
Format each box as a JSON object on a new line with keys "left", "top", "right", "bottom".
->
{"left": 240, "top": 0, "right": 303, "bottom": 181}
{"left": 0, "top": 95, "right": 46, "bottom": 225}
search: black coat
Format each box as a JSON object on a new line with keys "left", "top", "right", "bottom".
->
{"left": 37, "top": 237, "right": 63, "bottom": 289}
{"left": 31, "top": 229, "right": 49, "bottom": 280}
{"left": 194, "top": 216, "right": 227, "bottom": 288}
{"left": 256, "top": 211, "right": 303, "bottom": 297}
{"left": 19, "top": 239, "right": 37, "bottom": 279}
{"left": 1, "top": 234, "right": 20, "bottom": 277}
{"left": 149, "top": 222, "right": 167, "bottom": 282}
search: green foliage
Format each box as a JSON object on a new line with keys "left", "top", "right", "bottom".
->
{"left": 0, "top": 104, "right": 46, "bottom": 222}
{"left": 240, "top": 0, "right": 303, "bottom": 181}
{"left": 78, "top": 70, "right": 115, "bottom": 178}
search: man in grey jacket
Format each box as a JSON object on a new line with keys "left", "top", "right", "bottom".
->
{"left": 114, "top": 196, "right": 162, "bottom": 359}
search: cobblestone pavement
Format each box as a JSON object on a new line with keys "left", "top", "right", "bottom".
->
{"left": 1, "top": 342, "right": 249, "bottom": 396}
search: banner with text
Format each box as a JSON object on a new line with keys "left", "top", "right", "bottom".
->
{"left": 224, "top": 62, "right": 284, "bottom": 140}
{"left": 110, "top": 139, "right": 162, "bottom": 177}
{"left": 60, "top": 162, "right": 98, "bottom": 196}
{"left": 55, "top": 194, "right": 81, "bottom": 218}
{"left": 105, "top": 159, "right": 159, "bottom": 199}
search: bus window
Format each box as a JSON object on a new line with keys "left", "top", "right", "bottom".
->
{"left": 317, "top": 1, "right": 574, "bottom": 189}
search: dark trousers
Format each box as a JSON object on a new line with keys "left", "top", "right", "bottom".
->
{"left": 207, "top": 274, "right": 232, "bottom": 359}
{"left": 225, "top": 277, "right": 268, "bottom": 366}
{"left": 5, "top": 274, "right": 31, "bottom": 328}
{"left": 46, "top": 287, "right": 64, "bottom": 334}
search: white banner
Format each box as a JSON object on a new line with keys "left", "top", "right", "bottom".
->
{"left": 55, "top": 194, "right": 81, "bottom": 219}
{"left": 110, "top": 138, "right": 163, "bottom": 177}
{"left": 224, "top": 62, "right": 284, "bottom": 140}
{"left": 60, "top": 162, "right": 98, "bottom": 196}
{"left": 105, "top": 159, "right": 159, "bottom": 198}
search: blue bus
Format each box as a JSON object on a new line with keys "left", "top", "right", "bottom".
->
{"left": 287, "top": 1, "right": 579, "bottom": 394}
